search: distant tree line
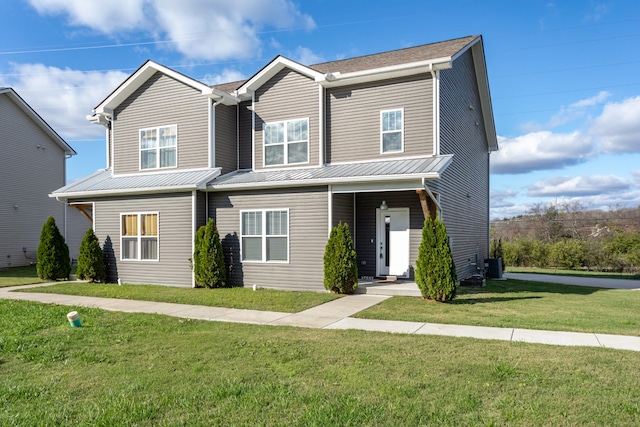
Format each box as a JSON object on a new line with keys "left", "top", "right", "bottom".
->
{"left": 491, "top": 202, "right": 640, "bottom": 272}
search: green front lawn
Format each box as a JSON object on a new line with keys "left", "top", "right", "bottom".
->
{"left": 2, "top": 300, "right": 640, "bottom": 426}
{"left": 17, "top": 282, "right": 340, "bottom": 313}
{"left": 356, "top": 279, "right": 640, "bottom": 336}
{"left": 0, "top": 265, "right": 47, "bottom": 287}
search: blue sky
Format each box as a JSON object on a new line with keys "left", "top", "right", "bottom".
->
{"left": 2, "top": 0, "right": 640, "bottom": 219}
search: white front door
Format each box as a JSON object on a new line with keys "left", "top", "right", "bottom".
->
{"left": 377, "top": 208, "right": 410, "bottom": 277}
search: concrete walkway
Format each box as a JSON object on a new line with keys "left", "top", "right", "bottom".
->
{"left": 2, "top": 282, "right": 640, "bottom": 352}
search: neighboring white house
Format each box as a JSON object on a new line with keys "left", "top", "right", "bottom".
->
{"left": 1, "top": 87, "right": 84, "bottom": 268}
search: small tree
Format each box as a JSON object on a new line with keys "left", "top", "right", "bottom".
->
{"left": 76, "top": 227, "right": 105, "bottom": 282}
{"left": 415, "top": 217, "right": 457, "bottom": 302}
{"left": 37, "top": 216, "right": 71, "bottom": 280}
{"left": 193, "top": 218, "right": 226, "bottom": 288}
{"left": 323, "top": 222, "right": 358, "bottom": 294}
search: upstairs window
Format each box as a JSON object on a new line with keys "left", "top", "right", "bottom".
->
{"left": 264, "top": 118, "right": 308, "bottom": 166}
{"left": 380, "top": 109, "right": 404, "bottom": 153}
{"left": 121, "top": 213, "right": 159, "bottom": 261}
{"left": 140, "top": 125, "right": 177, "bottom": 170}
{"left": 241, "top": 209, "right": 289, "bottom": 262}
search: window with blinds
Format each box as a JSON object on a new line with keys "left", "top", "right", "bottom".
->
{"left": 140, "top": 125, "right": 177, "bottom": 170}
{"left": 241, "top": 209, "right": 288, "bottom": 262}
{"left": 121, "top": 213, "right": 158, "bottom": 260}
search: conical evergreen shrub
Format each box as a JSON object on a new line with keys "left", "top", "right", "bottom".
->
{"left": 76, "top": 227, "right": 105, "bottom": 282}
{"left": 193, "top": 218, "right": 227, "bottom": 288}
{"left": 415, "top": 217, "right": 457, "bottom": 302}
{"left": 323, "top": 222, "right": 358, "bottom": 294}
{"left": 36, "top": 216, "right": 71, "bottom": 280}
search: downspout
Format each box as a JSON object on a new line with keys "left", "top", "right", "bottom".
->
{"left": 430, "top": 67, "right": 440, "bottom": 156}
{"left": 328, "top": 185, "right": 333, "bottom": 236}
{"left": 251, "top": 92, "right": 256, "bottom": 170}
{"left": 191, "top": 190, "right": 197, "bottom": 288}
{"left": 236, "top": 103, "right": 240, "bottom": 170}
{"left": 318, "top": 84, "right": 324, "bottom": 166}
{"left": 209, "top": 99, "right": 224, "bottom": 169}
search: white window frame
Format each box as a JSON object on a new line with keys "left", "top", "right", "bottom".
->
{"left": 263, "top": 118, "right": 309, "bottom": 167}
{"left": 380, "top": 108, "right": 404, "bottom": 154}
{"left": 139, "top": 124, "right": 178, "bottom": 170}
{"left": 239, "top": 209, "right": 290, "bottom": 263}
{"left": 119, "top": 212, "right": 160, "bottom": 261}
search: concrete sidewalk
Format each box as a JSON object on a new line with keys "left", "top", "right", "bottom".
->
{"left": 2, "top": 283, "right": 640, "bottom": 352}
{"left": 504, "top": 272, "right": 640, "bottom": 290}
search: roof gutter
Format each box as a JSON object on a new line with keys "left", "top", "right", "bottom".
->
{"left": 316, "top": 58, "right": 452, "bottom": 87}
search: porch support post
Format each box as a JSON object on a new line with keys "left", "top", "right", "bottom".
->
{"left": 416, "top": 189, "right": 430, "bottom": 220}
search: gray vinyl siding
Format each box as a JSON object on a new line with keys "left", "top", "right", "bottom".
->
{"left": 354, "top": 191, "right": 424, "bottom": 279}
{"left": 0, "top": 94, "right": 66, "bottom": 267}
{"left": 238, "top": 101, "right": 252, "bottom": 169}
{"left": 210, "top": 186, "right": 328, "bottom": 291}
{"left": 92, "top": 193, "right": 194, "bottom": 287}
{"left": 331, "top": 193, "right": 355, "bottom": 239}
{"left": 214, "top": 104, "right": 237, "bottom": 174}
{"left": 254, "top": 69, "right": 320, "bottom": 170}
{"left": 196, "top": 191, "right": 207, "bottom": 229}
{"left": 326, "top": 75, "right": 433, "bottom": 163}
{"left": 432, "top": 49, "right": 491, "bottom": 280}
{"left": 113, "top": 72, "right": 209, "bottom": 175}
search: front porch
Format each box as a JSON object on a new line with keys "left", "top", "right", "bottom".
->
{"left": 355, "top": 278, "right": 421, "bottom": 297}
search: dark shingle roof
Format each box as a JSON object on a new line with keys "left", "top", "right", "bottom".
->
{"left": 212, "top": 35, "right": 478, "bottom": 94}
{"left": 309, "top": 35, "right": 477, "bottom": 74}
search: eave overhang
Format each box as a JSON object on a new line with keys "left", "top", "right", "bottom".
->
{"left": 91, "top": 61, "right": 239, "bottom": 120}
{"left": 50, "top": 168, "right": 221, "bottom": 199}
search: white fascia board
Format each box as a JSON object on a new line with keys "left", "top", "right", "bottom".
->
{"left": 202, "top": 87, "right": 240, "bottom": 106}
{"left": 50, "top": 184, "right": 207, "bottom": 199}
{"left": 236, "top": 56, "right": 325, "bottom": 98}
{"left": 317, "top": 58, "right": 452, "bottom": 88}
{"left": 469, "top": 41, "right": 498, "bottom": 151}
{"left": 208, "top": 172, "right": 441, "bottom": 192}
{"left": 94, "top": 61, "right": 213, "bottom": 114}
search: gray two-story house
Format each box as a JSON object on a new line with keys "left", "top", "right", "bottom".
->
{"left": 1, "top": 87, "right": 83, "bottom": 268}
{"left": 52, "top": 35, "right": 498, "bottom": 290}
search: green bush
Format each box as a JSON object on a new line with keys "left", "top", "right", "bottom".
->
{"left": 36, "top": 216, "right": 70, "bottom": 280}
{"left": 415, "top": 217, "right": 457, "bottom": 302}
{"left": 549, "top": 239, "right": 586, "bottom": 270}
{"left": 193, "top": 218, "right": 226, "bottom": 288}
{"left": 323, "top": 222, "right": 358, "bottom": 294}
{"left": 76, "top": 227, "right": 105, "bottom": 282}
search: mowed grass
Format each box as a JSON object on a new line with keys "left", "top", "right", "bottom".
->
{"left": 2, "top": 300, "right": 640, "bottom": 426}
{"left": 506, "top": 266, "right": 640, "bottom": 280}
{"left": 16, "top": 282, "right": 340, "bottom": 313}
{"left": 0, "top": 265, "right": 47, "bottom": 287}
{"left": 355, "top": 279, "right": 640, "bottom": 336}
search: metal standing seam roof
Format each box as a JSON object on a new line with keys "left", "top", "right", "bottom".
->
{"left": 51, "top": 168, "right": 221, "bottom": 197}
{"left": 207, "top": 155, "right": 453, "bottom": 190}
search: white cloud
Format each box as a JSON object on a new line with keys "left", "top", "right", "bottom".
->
{"left": 491, "top": 131, "right": 596, "bottom": 174}
{"left": 28, "top": 0, "right": 147, "bottom": 33}
{"left": 27, "top": 0, "right": 316, "bottom": 61}
{"left": 291, "top": 46, "right": 324, "bottom": 65}
{"left": 201, "top": 69, "right": 246, "bottom": 86}
{"left": 527, "top": 175, "right": 631, "bottom": 197}
{"left": 520, "top": 91, "right": 611, "bottom": 131}
{"left": 0, "top": 63, "right": 128, "bottom": 140}
{"left": 590, "top": 95, "right": 640, "bottom": 153}
{"left": 490, "top": 190, "right": 517, "bottom": 208}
